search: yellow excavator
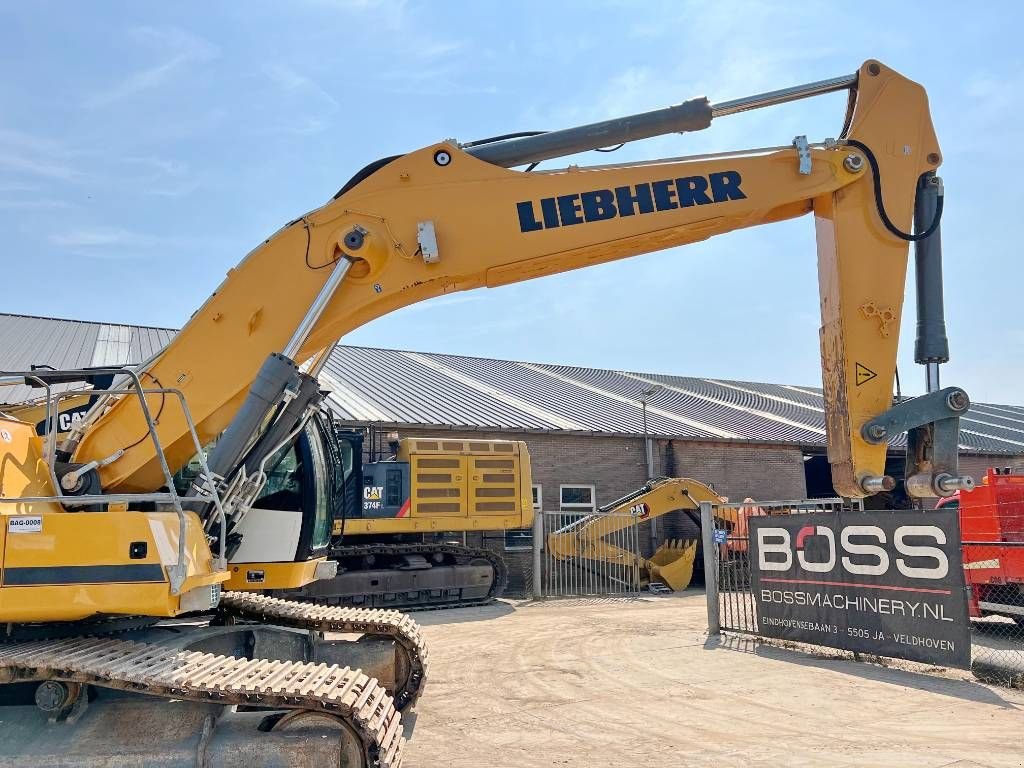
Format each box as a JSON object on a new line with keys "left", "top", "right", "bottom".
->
{"left": 547, "top": 477, "right": 725, "bottom": 592}
{"left": 0, "top": 60, "right": 973, "bottom": 765}
{"left": 5, "top": 397, "right": 535, "bottom": 610}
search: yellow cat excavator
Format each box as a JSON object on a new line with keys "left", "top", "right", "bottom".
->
{"left": 0, "top": 60, "right": 972, "bottom": 765}
{"left": 547, "top": 477, "right": 726, "bottom": 592}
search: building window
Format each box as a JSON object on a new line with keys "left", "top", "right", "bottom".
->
{"left": 559, "top": 484, "right": 595, "bottom": 513}
{"left": 504, "top": 484, "right": 541, "bottom": 551}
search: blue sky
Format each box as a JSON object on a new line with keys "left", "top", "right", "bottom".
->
{"left": 2, "top": 1, "right": 1022, "bottom": 403}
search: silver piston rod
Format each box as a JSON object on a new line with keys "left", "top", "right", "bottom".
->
{"left": 464, "top": 73, "right": 857, "bottom": 169}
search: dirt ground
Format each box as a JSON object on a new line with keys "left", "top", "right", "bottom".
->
{"left": 402, "top": 592, "right": 1024, "bottom": 768}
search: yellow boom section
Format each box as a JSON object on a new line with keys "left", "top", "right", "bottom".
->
{"left": 74, "top": 61, "right": 938, "bottom": 499}
{"left": 547, "top": 477, "right": 722, "bottom": 591}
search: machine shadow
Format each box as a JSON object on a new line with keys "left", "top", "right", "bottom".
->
{"left": 704, "top": 633, "right": 1017, "bottom": 708}
{"left": 410, "top": 599, "right": 516, "bottom": 626}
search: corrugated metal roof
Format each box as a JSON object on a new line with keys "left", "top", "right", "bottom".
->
{"left": 1, "top": 312, "right": 1021, "bottom": 456}
{"left": 0, "top": 314, "right": 175, "bottom": 405}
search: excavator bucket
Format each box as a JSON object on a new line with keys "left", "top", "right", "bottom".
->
{"left": 647, "top": 539, "right": 699, "bottom": 591}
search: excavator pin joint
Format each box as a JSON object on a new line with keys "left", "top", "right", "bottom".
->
{"left": 843, "top": 153, "right": 865, "bottom": 173}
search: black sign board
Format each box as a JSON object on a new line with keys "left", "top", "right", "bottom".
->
{"left": 748, "top": 509, "right": 970, "bottom": 668}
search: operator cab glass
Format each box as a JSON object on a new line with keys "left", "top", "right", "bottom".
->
{"left": 173, "top": 414, "right": 345, "bottom": 558}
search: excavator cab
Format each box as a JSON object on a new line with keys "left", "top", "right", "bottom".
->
{"left": 220, "top": 411, "right": 354, "bottom": 589}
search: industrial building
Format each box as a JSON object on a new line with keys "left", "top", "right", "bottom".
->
{"left": 3, "top": 311, "right": 1022, "bottom": 596}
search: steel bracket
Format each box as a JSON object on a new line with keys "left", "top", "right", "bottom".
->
{"left": 862, "top": 387, "right": 973, "bottom": 498}
{"left": 905, "top": 416, "right": 974, "bottom": 497}
{"left": 793, "top": 135, "right": 811, "bottom": 175}
{"left": 860, "top": 387, "right": 969, "bottom": 444}
{"left": 167, "top": 562, "right": 187, "bottom": 595}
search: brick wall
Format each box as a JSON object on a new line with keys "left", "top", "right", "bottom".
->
{"left": 377, "top": 427, "right": 807, "bottom": 511}
{"left": 357, "top": 423, "right": 1022, "bottom": 596}
{"left": 958, "top": 454, "right": 1022, "bottom": 485}
{"left": 657, "top": 439, "right": 807, "bottom": 502}
{"left": 359, "top": 425, "right": 808, "bottom": 596}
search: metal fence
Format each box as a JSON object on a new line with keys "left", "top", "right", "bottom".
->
{"left": 701, "top": 498, "right": 858, "bottom": 636}
{"left": 956, "top": 493, "right": 1024, "bottom": 686}
{"left": 537, "top": 510, "right": 642, "bottom": 598}
{"left": 701, "top": 498, "right": 1024, "bottom": 688}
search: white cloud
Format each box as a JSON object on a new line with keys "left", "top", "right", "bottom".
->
{"left": 300, "top": 0, "right": 409, "bottom": 29}
{"left": 117, "top": 155, "right": 202, "bottom": 197}
{"left": 264, "top": 63, "right": 341, "bottom": 111}
{"left": 399, "top": 293, "right": 484, "bottom": 314}
{"left": 85, "top": 26, "right": 218, "bottom": 109}
{"left": 47, "top": 226, "right": 231, "bottom": 259}
{"left": 0, "top": 181, "right": 40, "bottom": 193}
{"left": 50, "top": 227, "right": 151, "bottom": 248}
{"left": 47, "top": 226, "right": 214, "bottom": 258}
{"left": 0, "top": 129, "right": 83, "bottom": 181}
{"left": 0, "top": 199, "right": 73, "bottom": 210}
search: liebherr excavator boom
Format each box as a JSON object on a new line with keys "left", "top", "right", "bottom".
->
{"left": 0, "top": 60, "right": 971, "bottom": 765}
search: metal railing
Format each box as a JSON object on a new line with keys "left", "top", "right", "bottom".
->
{"left": 702, "top": 498, "right": 858, "bottom": 636}
{"left": 0, "top": 367, "right": 227, "bottom": 593}
{"left": 538, "top": 510, "right": 642, "bottom": 599}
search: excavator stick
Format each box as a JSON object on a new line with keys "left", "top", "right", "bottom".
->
{"left": 648, "top": 539, "right": 699, "bottom": 591}
{"left": 547, "top": 478, "right": 721, "bottom": 593}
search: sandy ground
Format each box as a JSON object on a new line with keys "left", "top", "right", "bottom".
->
{"left": 402, "top": 593, "right": 1024, "bottom": 768}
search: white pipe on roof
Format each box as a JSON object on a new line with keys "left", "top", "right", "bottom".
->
{"left": 703, "top": 378, "right": 824, "bottom": 413}
{"left": 319, "top": 370, "right": 393, "bottom": 421}
{"left": 400, "top": 352, "right": 588, "bottom": 431}
{"left": 969, "top": 402, "right": 1024, "bottom": 420}
{"left": 623, "top": 372, "right": 826, "bottom": 435}
{"left": 520, "top": 362, "right": 741, "bottom": 439}
{"left": 960, "top": 416, "right": 1024, "bottom": 437}
{"left": 960, "top": 429, "right": 1024, "bottom": 449}
{"left": 780, "top": 384, "right": 823, "bottom": 398}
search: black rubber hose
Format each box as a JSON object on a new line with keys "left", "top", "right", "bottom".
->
{"left": 845, "top": 139, "right": 943, "bottom": 242}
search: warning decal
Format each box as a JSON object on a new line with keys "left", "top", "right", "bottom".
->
{"left": 855, "top": 363, "right": 878, "bottom": 386}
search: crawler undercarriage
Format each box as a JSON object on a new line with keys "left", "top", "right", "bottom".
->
{"left": 0, "top": 593, "right": 427, "bottom": 767}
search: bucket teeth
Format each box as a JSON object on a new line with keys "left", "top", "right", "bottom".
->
{"left": 648, "top": 539, "right": 699, "bottom": 591}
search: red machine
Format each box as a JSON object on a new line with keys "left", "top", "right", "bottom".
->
{"left": 937, "top": 468, "right": 1024, "bottom": 624}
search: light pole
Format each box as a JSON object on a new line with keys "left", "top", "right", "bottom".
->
{"left": 638, "top": 383, "right": 663, "bottom": 553}
{"left": 638, "top": 384, "right": 663, "bottom": 481}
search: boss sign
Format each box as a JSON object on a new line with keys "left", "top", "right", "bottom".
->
{"left": 747, "top": 510, "right": 969, "bottom": 668}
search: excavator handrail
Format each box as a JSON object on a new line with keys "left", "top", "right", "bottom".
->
{"left": 0, "top": 369, "right": 229, "bottom": 585}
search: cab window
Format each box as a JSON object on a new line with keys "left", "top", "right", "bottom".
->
{"left": 256, "top": 444, "right": 304, "bottom": 512}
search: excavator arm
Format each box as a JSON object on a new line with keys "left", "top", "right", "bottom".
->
{"left": 69, "top": 60, "right": 969, "bottom": 503}
{"left": 547, "top": 477, "right": 723, "bottom": 591}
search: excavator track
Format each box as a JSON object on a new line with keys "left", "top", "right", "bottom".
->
{"left": 288, "top": 542, "right": 508, "bottom": 612}
{"left": 0, "top": 635, "right": 403, "bottom": 768}
{"left": 218, "top": 591, "right": 428, "bottom": 710}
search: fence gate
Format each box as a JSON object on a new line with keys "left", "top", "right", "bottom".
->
{"left": 700, "top": 498, "right": 857, "bottom": 634}
{"left": 540, "top": 510, "right": 642, "bottom": 598}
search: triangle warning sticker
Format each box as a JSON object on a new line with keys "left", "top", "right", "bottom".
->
{"left": 855, "top": 362, "right": 878, "bottom": 387}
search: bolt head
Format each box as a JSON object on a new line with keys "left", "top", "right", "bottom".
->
{"left": 843, "top": 154, "right": 865, "bottom": 173}
{"left": 866, "top": 424, "right": 887, "bottom": 440}
{"left": 946, "top": 389, "right": 970, "bottom": 412}
{"left": 343, "top": 228, "right": 365, "bottom": 250}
